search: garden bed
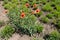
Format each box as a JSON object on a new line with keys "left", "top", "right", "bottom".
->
{"left": 0, "top": 0, "right": 60, "bottom": 40}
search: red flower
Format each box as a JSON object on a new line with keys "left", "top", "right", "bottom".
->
{"left": 33, "top": 4, "right": 37, "bottom": 8}
{"left": 35, "top": 9, "right": 40, "bottom": 13}
{"left": 20, "top": 12, "right": 25, "bottom": 18}
{"left": 25, "top": 3, "right": 30, "bottom": 7}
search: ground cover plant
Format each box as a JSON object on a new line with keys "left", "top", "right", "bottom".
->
{"left": 0, "top": 25, "right": 15, "bottom": 40}
{"left": 0, "top": 0, "right": 60, "bottom": 40}
{"left": 44, "top": 30, "right": 60, "bottom": 40}
{"left": 0, "top": 21, "right": 5, "bottom": 27}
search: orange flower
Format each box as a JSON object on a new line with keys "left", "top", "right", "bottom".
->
{"left": 33, "top": 4, "right": 37, "bottom": 8}
{"left": 32, "top": 11, "right": 35, "bottom": 14}
{"left": 25, "top": 3, "right": 30, "bottom": 7}
{"left": 20, "top": 12, "right": 25, "bottom": 18}
{"left": 4, "top": 10, "right": 8, "bottom": 14}
{"left": 35, "top": 9, "right": 40, "bottom": 13}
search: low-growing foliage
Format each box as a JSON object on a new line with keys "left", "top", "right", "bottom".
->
{"left": 52, "top": 10, "right": 60, "bottom": 18}
{"left": 51, "top": 0, "right": 60, "bottom": 4}
{"left": 46, "top": 13, "right": 54, "bottom": 19}
{"left": 40, "top": 0, "right": 47, "bottom": 3}
{"left": 44, "top": 31, "right": 60, "bottom": 40}
{"left": 36, "top": 24, "right": 43, "bottom": 33}
{"left": 42, "top": 3, "right": 53, "bottom": 11}
{"left": 41, "top": 16, "right": 49, "bottom": 23}
{"left": 0, "top": 21, "right": 5, "bottom": 27}
{"left": 0, "top": 25, "right": 15, "bottom": 39}
{"left": 56, "top": 21, "right": 60, "bottom": 29}
{"left": 56, "top": 5, "right": 60, "bottom": 11}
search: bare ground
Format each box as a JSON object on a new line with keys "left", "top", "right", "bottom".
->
{"left": 8, "top": 33, "right": 31, "bottom": 40}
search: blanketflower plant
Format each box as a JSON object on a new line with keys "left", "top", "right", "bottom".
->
{"left": 7, "top": 7, "right": 43, "bottom": 36}
{"left": 3, "top": 0, "right": 43, "bottom": 36}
